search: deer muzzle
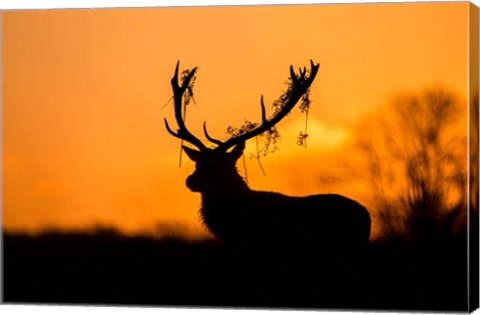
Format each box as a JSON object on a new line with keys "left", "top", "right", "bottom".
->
{"left": 186, "top": 174, "right": 201, "bottom": 192}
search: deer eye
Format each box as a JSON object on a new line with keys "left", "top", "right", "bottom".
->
{"left": 196, "top": 164, "right": 213, "bottom": 172}
{"left": 197, "top": 162, "right": 225, "bottom": 173}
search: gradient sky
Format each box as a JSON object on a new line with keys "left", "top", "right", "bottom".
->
{"left": 2, "top": 2, "right": 471, "bottom": 236}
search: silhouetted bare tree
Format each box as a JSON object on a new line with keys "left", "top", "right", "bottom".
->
{"left": 356, "top": 87, "right": 467, "bottom": 242}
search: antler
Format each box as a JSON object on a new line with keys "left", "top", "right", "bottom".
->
{"left": 208, "top": 60, "right": 320, "bottom": 152}
{"left": 164, "top": 61, "right": 208, "bottom": 151}
{"left": 165, "top": 60, "right": 320, "bottom": 152}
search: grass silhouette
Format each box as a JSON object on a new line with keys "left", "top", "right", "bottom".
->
{"left": 3, "top": 224, "right": 469, "bottom": 311}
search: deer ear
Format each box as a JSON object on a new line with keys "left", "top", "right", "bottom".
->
{"left": 229, "top": 142, "right": 245, "bottom": 161}
{"left": 182, "top": 146, "right": 201, "bottom": 162}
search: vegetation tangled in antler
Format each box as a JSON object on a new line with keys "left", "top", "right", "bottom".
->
{"left": 224, "top": 67, "right": 315, "bottom": 158}
{"left": 180, "top": 69, "right": 197, "bottom": 107}
{"left": 227, "top": 121, "right": 280, "bottom": 157}
{"left": 266, "top": 73, "right": 314, "bottom": 151}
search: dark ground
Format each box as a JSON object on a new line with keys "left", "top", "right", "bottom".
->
{"left": 2, "top": 228, "right": 471, "bottom": 312}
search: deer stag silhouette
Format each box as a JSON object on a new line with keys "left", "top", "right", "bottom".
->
{"left": 164, "top": 60, "right": 371, "bottom": 251}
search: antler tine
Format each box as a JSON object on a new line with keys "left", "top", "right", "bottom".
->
{"left": 290, "top": 65, "right": 297, "bottom": 81}
{"left": 164, "top": 118, "right": 181, "bottom": 137}
{"left": 260, "top": 95, "right": 267, "bottom": 123}
{"left": 203, "top": 122, "right": 224, "bottom": 145}
{"left": 200, "top": 95, "right": 268, "bottom": 147}
{"left": 164, "top": 61, "right": 207, "bottom": 151}
{"left": 215, "top": 61, "right": 320, "bottom": 152}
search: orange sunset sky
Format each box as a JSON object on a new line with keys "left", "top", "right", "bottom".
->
{"left": 2, "top": 2, "right": 473, "bottom": 236}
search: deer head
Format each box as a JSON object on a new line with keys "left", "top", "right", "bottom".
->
{"left": 182, "top": 141, "right": 246, "bottom": 194}
{"left": 164, "top": 61, "right": 320, "bottom": 193}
